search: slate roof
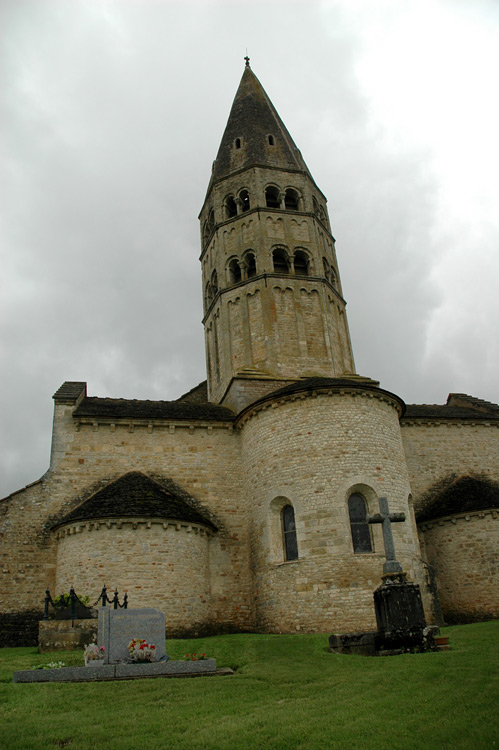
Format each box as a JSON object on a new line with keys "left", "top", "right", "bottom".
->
{"left": 403, "top": 393, "right": 499, "bottom": 421}
{"left": 416, "top": 474, "right": 499, "bottom": 523}
{"left": 72, "top": 393, "right": 234, "bottom": 422}
{"left": 54, "top": 472, "right": 217, "bottom": 530}
{"left": 254, "top": 376, "right": 403, "bottom": 410}
{"left": 210, "top": 64, "right": 313, "bottom": 184}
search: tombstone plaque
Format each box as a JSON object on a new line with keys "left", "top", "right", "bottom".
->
{"left": 98, "top": 608, "right": 166, "bottom": 664}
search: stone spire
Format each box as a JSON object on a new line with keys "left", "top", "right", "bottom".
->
{"left": 211, "top": 65, "right": 312, "bottom": 183}
{"left": 199, "top": 65, "right": 356, "bottom": 410}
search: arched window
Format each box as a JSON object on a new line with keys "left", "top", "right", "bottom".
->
{"left": 322, "top": 257, "right": 331, "bottom": 282}
{"left": 210, "top": 270, "right": 218, "bottom": 297}
{"left": 235, "top": 137, "right": 242, "bottom": 149}
{"left": 265, "top": 186, "right": 281, "bottom": 209}
{"left": 228, "top": 258, "right": 241, "bottom": 285}
{"left": 348, "top": 494, "right": 373, "bottom": 554}
{"left": 330, "top": 267, "right": 337, "bottom": 290}
{"left": 294, "top": 250, "right": 310, "bottom": 276}
{"left": 272, "top": 248, "right": 290, "bottom": 274}
{"left": 239, "top": 189, "right": 250, "bottom": 212}
{"left": 245, "top": 252, "right": 257, "bottom": 278}
{"left": 268, "top": 134, "right": 275, "bottom": 146}
{"left": 284, "top": 188, "right": 299, "bottom": 211}
{"left": 225, "top": 196, "right": 237, "bottom": 219}
{"left": 282, "top": 504, "right": 298, "bottom": 561}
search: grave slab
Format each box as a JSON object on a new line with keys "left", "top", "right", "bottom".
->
{"left": 98, "top": 607, "right": 166, "bottom": 663}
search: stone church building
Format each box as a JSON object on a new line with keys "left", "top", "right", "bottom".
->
{"left": 1, "top": 63, "right": 498, "bottom": 644}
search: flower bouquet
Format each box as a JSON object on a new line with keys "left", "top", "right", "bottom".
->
{"left": 128, "top": 638, "right": 156, "bottom": 663}
{"left": 84, "top": 643, "right": 106, "bottom": 666}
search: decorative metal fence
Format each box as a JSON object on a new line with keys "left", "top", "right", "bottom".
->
{"left": 43, "top": 585, "right": 128, "bottom": 625}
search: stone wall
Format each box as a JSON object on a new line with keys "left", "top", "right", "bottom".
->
{"left": 401, "top": 421, "right": 499, "bottom": 508}
{"left": 418, "top": 510, "right": 499, "bottom": 622}
{"left": 0, "top": 401, "right": 253, "bottom": 635}
{"left": 238, "top": 386, "right": 434, "bottom": 633}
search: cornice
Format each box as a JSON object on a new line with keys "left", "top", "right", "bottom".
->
{"left": 236, "top": 381, "right": 404, "bottom": 429}
{"left": 55, "top": 517, "right": 215, "bottom": 538}
{"left": 418, "top": 507, "right": 498, "bottom": 531}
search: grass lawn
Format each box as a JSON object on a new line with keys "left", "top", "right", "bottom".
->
{"left": 0, "top": 621, "right": 498, "bottom": 749}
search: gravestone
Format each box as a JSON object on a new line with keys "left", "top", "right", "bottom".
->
{"left": 98, "top": 608, "right": 166, "bottom": 664}
{"left": 367, "top": 496, "right": 429, "bottom": 652}
{"left": 329, "top": 496, "right": 436, "bottom": 655}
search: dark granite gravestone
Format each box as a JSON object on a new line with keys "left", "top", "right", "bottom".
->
{"left": 329, "top": 496, "right": 437, "bottom": 655}
{"left": 367, "top": 497, "right": 429, "bottom": 652}
{"left": 98, "top": 608, "right": 166, "bottom": 663}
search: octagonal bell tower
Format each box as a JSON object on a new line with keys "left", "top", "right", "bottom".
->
{"left": 199, "top": 61, "right": 355, "bottom": 411}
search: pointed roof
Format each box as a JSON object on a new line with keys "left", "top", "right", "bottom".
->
{"left": 211, "top": 64, "right": 312, "bottom": 183}
{"left": 53, "top": 471, "right": 217, "bottom": 530}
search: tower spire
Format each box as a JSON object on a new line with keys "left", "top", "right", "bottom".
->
{"left": 199, "top": 69, "right": 355, "bottom": 409}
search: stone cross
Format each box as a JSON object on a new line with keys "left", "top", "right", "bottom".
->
{"left": 367, "top": 496, "right": 406, "bottom": 575}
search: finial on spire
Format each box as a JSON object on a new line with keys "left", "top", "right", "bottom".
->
{"left": 244, "top": 54, "right": 250, "bottom": 68}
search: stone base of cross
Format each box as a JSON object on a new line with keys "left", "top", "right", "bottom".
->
{"left": 367, "top": 496, "right": 406, "bottom": 577}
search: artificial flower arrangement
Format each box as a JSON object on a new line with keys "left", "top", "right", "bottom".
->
{"left": 128, "top": 638, "right": 156, "bottom": 662}
{"left": 84, "top": 643, "right": 106, "bottom": 665}
{"left": 184, "top": 653, "right": 209, "bottom": 661}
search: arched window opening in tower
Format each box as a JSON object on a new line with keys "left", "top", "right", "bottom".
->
{"left": 284, "top": 188, "right": 299, "bottom": 211}
{"left": 312, "top": 196, "right": 320, "bottom": 215}
{"left": 348, "top": 493, "right": 373, "bottom": 554}
{"left": 210, "top": 270, "right": 218, "bottom": 298}
{"left": 322, "top": 257, "right": 331, "bottom": 282}
{"left": 294, "top": 250, "right": 310, "bottom": 276}
{"left": 228, "top": 258, "right": 242, "bottom": 285}
{"left": 268, "top": 134, "right": 275, "bottom": 146}
{"left": 235, "top": 137, "right": 242, "bottom": 149}
{"left": 207, "top": 209, "right": 215, "bottom": 233}
{"left": 239, "top": 189, "right": 250, "bottom": 212}
{"left": 205, "top": 281, "right": 213, "bottom": 307}
{"left": 245, "top": 252, "right": 257, "bottom": 278}
{"left": 225, "top": 196, "right": 237, "bottom": 219}
{"left": 282, "top": 504, "right": 298, "bottom": 561}
{"left": 265, "top": 185, "right": 281, "bottom": 209}
{"left": 330, "top": 268, "right": 337, "bottom": 290}
{"left": 272, "top": 248, "right": 290, "bottom": 274}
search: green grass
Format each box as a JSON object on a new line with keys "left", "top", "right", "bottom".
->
{"left": 0, "top": 622, "right": 498, "bottom": 749}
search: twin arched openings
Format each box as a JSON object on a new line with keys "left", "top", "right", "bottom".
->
{"left": 272, "top": 247, "right": 311, "bottom": 276}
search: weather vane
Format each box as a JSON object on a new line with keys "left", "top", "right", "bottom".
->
{"left": 244, "top": 52, "right": 250, "bottom": 68}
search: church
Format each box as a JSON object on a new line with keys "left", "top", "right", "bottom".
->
{"left": 1, "top": 62, "right": 498, "bottom": 645}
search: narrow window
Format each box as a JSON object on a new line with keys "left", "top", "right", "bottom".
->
{"left": 235, "top": 138, "right": 241, "bottom": 149}
{"left": 272, "top": 248, "right": 289, "bottom": 274}
{"left": 282, "top": 504, "right": 298, "bottom": 561}
{"left": 239, "top": 189, "right": 250, "bottom": 212}
{"left": 211, "top": 270, "right": 218, "bottom": 296}
{"left": 284, "top": 188, "right": 299, "bottom": 211}
{"left": 265, "top": 186, "right": 280, "bottom": 209}
{"left": 225, "top": 196, "right": 237, "bottom": 219}
{"left": 228, "top": 259, "right": 241, "bottom": 285}
{"left": 322, "top": 257, "right": 330, "bottom": 282}
{"left": 348, "top": 494, "right": 373, "bottom": 554}
{"left": 294, "top": 250, "right": 309, "bottom": 276}
{"left": 246, "top": 252, "right": 257, "bottom": 278}
{"left": 268, "top": 134, "right": 274, "bottom": 145}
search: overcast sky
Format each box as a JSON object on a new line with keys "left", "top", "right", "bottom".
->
{"left": 1, "top": 0, "right": 498, "bottom": 498}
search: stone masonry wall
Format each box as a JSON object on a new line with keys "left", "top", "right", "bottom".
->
{"left": 0, "top": 401, "right": 252, "bottom": 635}
{"left": 418, "top": 510, "right": 498, "bottom": 622}
{"left": 239, "top": 388, "right": 434, "bottom": 633}
{"left": 55, "top": 520, "right": 214, "bottom": 634}
{"left": 401, "top": 421, "right": 499, "bottom": 506}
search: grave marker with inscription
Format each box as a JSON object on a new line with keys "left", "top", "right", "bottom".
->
{"left": 98, "top": 608, "right": 166, "bottom": 663}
